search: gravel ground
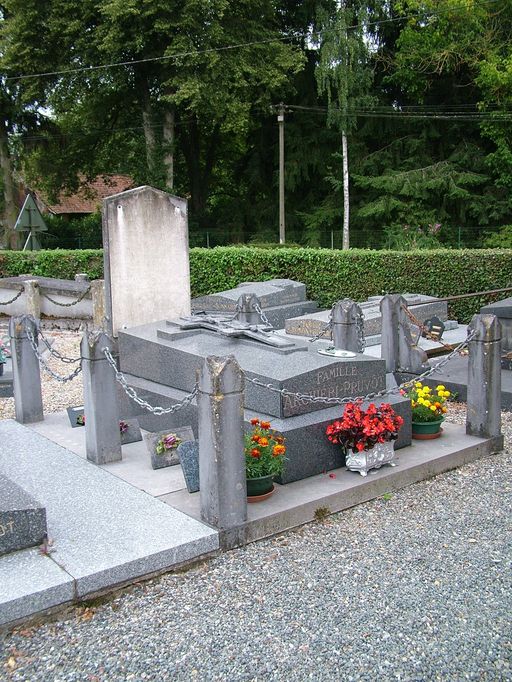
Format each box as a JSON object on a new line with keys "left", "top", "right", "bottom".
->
{"left": 1, "top": 332, "right": 510, "bottom": 681}
{"left": 0, "top": 331, "right": 83, "bottom": 420}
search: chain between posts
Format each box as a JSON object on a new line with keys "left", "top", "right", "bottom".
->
{"left": 103, "top": 346, "right": 198, "bottom": 415}
{"left": 0, "top": 287, "right": 24, "bottom": 305}
{"left": 41, "top": 286, "right": 91, "bottom": 307}
{"left": 25, "top": 326, "right": 83, "bottom": 382}
{"left": 308, "top": 304, "right": 334, "bottom": 343}
{"left": 245, "top": 329, "right": 476, "bottom": 406}
{"left": 356, "top": 305, "right": 366, "bottom": 353}
{"left": 37, "top": 327, "right": 81, "bottom": 364}
{"left": 253, "top": 301, "right": 273, "bottom": 328}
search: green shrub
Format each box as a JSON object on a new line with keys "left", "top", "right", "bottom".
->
{"left": 1, "top": 246, "right": 511, "bottom": 323}
{"left": 0, "top": 249, "right": 103, "bottom": 280}
{"left": 482, "top": 225, "right": 512, "bottom": 249}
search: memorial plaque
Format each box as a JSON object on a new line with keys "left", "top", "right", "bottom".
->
{"left": 177, "top": 440, "right": 200, "bottom": 493}
{"left": 144, "top": 425, "right": 195, "bottom": 470}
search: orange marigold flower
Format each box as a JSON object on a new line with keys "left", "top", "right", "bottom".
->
{"left": 276, "top": 436, "right": 284, "bottom": 444}
{"left": 260, "top": 421, "right": 271, "bottom": 430}
{"left": 250, "top": 448, "right": 260, "bottom": 458}
{"left": 251, "top": 434, "right": 259, "bottom": 442}
{"left": 273, "top": 444, "right": 286, "bottom": 456}
{"left": 250, "top": 418, "right": 260, "bottom": 426}
{"left": 258, "top": 437, "right": 269, "bottom": 447}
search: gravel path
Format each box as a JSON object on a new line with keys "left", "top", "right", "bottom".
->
{"left": 0, "top": 331, "right": 84, "bottom": 420}
{"left": 1, "top": 410, "right": 511, "bottom": 680}
{"left": 1, "top": 331, "right": 510, "bottom": 680}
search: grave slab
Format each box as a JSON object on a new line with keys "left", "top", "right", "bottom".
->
{"left": 0, "top": 420, "right": 219, "bottom": 607}
{"left": 0, "top": 548, "right": 75, "bottom": 626}
{"left": 119, "top": 321, "right": 388, "bottom": 418}
{"left": 193, "top": 279, "right": 308, "bottom": 311}
{"left": 192, "top": 279, "right": 319, "bottom": 330}
{"left": 0, "top": 475, "right": 47, "bottom": 556}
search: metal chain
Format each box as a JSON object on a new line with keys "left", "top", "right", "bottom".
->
{"left": 0, "top": 287, "right": 24, "bottom": 305}
{"left": 356, "top": 305, "right": 366, "bottom": 353}
{"left": 402, "top": 304, "right": 456, "bottom": 353}
{"left": 308, "top": 305, "right": 334, "bottom": 343}
{"left": 26, "top": 327, "right": 83, "bottom": 382}
{"left": 103, "top": 346, "right": 198, "bottom": 415}
{"left": 37, "top": 328, "right": 81, "bottom": 364}
{"left": 246, "top": 329, "right": 476, "bottom": 406}
{"left": 41, "top": 286, "right": 91, "bottom": 307}
{"left": 253, "top": 301, "right": 273, "bottom": 328}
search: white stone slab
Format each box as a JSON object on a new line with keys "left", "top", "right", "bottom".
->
{"left": 0, "top": 420, "right": 218, "bottom": 602}
{"left": 103, "top": 186, "right": 191, "bottom": 336}
{"left": 0, "top": 548, "right": 74, "bottom": 626}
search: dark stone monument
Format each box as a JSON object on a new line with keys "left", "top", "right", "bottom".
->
{"left": 192, "top": 279, "right": 318, "bottom": 329}
{"left": 117, "top": 315, "right": 411, "bottom": 484}
{"left": 0, "top": 475, "right": 47, "bottom": 556}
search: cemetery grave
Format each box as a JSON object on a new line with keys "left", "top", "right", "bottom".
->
{"left": 0, "top": 184, "right": 506, "bottom": 628}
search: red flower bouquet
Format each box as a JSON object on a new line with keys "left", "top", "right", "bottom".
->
{"left": 326, "top": 401, "right": 404, "bottom": 454}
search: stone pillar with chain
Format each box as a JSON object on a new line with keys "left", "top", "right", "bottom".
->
{"left": 81, "top": 330, "right": 122, "bottom": 464}
{"left": 332, "top": 299, "right": 364, "bottom": 353}
{"left": 466, "top": 314, "right": 503, "bottom": 444}
{"left": 9, "top": 315, "right": 43, "bottom": 424}
{"left": 198, "top": 355, "right": 247, "bottom": 548}
{"left": 235, "top": 294, "right": 263, "bottom": 326}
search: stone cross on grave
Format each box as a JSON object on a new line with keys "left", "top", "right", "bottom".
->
{"left": 178, "top": 313, "right": 294, "bottom": 348}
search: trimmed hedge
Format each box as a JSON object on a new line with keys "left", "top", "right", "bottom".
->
{"left": 0, "top": 249, "right": 104, "bottom": 280}
{"left": 1, "top": 247, "right": 511, "bottom": 322}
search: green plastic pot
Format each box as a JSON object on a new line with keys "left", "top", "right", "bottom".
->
{"left": 411, "top": 418, "right": 444, "bottom": 435}
{"left": 246, "top": 474, "right": 274, "bottom": 497}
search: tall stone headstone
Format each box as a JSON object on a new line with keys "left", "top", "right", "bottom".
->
{"left": 103, "top": 186, "right": 191, "bottom": 336}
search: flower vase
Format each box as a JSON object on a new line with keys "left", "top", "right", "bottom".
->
{"left": 345, "top": 441, "right": 397, "bottom": 477}
{"left": 411, "top": 418, "right": 444, "bottom": 440}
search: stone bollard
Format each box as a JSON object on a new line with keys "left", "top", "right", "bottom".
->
{"left": 90, "top": 280, "right": 107, "bottom": 330}
{"left": 198, "top": 355, "right": 247, "bottom": 547}
{"left": 236, "top": 294, "right": 262, "bottom": 326}
{"left": 9, "top": 316, "right": 43, "bottom": 424}
{"left": 466, "top": 314, "right": 502, "bottom": 444}
{"left": 380, "top": 294, "right": 428, "bottom": 374}
{"left": 397, "top": 304, "right": 429, "bottom": 374}
{"left": 380, "top": 294, "right": 402, "bottom": 372}
{"left": 81, "top": 331, "right": 122, "bottom": 464}
{"left": 332, "top": 299, "right": 362, "bottom": 352}
{"left": 23, "top": 280, "right": 41, "bottom": 320}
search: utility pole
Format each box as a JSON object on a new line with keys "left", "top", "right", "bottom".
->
{"left": 277, "top": 103, "right": 285, "bottom": 244}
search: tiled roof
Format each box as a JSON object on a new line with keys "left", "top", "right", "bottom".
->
{"left": 38, "top": 175, "right": 134, "bottom": 214}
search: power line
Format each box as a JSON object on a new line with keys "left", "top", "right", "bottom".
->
{"left": 282, "top": 103, "right": 512, "bottom": 122}
{"left": 4, "top": 0, "right": 499, "bottom": 82}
